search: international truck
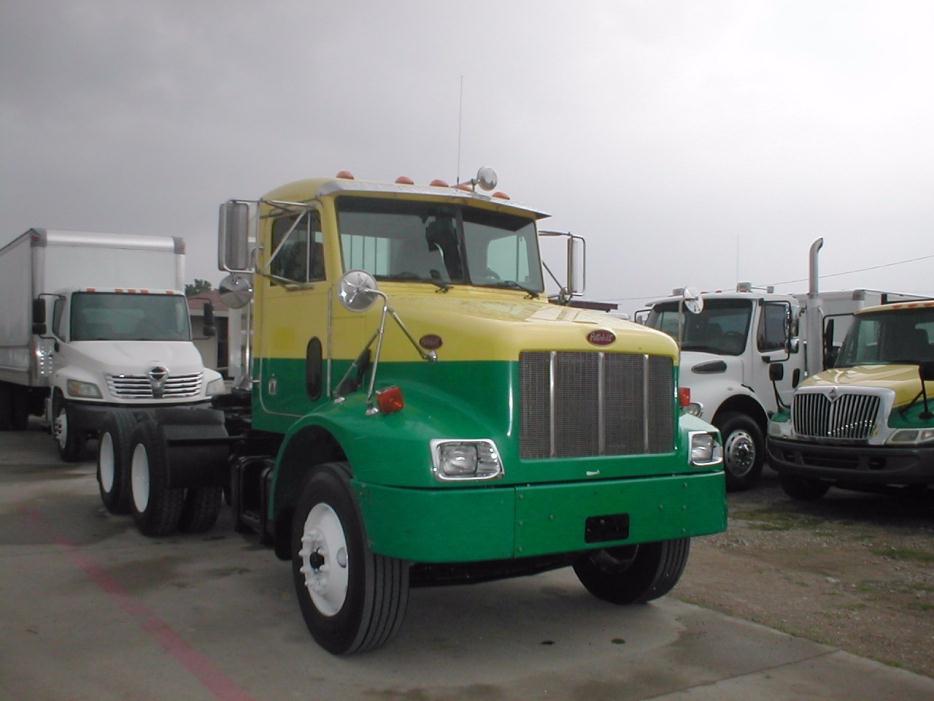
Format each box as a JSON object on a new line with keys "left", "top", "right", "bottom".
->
{"left": 767, "top": 299, "right": 934, "bottom": 500}
{"left": 641, "top": 240, "right": 923, "bottom": 491}
{"left": 0, "top": 229, "right": 225, "bottom": 468}
{"left": 97, "top": 169, "right": 728, "bottom": 654}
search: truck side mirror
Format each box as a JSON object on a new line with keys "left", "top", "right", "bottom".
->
{"left": 567, "top": 235, "right": 586, "bottom": 296}
{"left": 218, "top": 202, "right": 252, "bottom": 272}
{"left": 787, "top": 337, "right": 800, "bottom": 353}
{"left": 769, "top": 363, "right": 784, "bottom": 382}
{"left": 920, "top": 361, "right": 934, "bottom": 382}
{"left": 202, "top": 302, "right": 216, "bottom": 338}
{"left": 32, "top": 298, "right": 47, "bottom": 336}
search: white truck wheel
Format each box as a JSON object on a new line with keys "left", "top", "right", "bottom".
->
{"left": 291, "top": 463, "right": 409, "bottom": 654}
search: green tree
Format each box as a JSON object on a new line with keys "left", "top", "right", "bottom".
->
{"left": 185, "top": 278, "right": 213, "bottom": 297}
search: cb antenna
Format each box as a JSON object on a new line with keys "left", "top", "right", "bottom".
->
{"left": 456, "top": 75, "right": 463, "bottom": 184}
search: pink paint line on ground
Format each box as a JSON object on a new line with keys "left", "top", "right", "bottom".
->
{"left": 23, "top": 507, "right": 257, "bottom": 701}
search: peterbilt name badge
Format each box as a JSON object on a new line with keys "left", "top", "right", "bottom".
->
{"left": 587, "top": 329, "right": 616, "bottom": 346}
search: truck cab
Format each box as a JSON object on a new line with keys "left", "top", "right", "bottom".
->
{"left": 768, "top": 300, "right": 934, "bottom": 500}
{"left": 44, "top": 287, "right": 225, "bottom": 459}
{"left": 645, "top": 289, "right": 803, "bottom": 490}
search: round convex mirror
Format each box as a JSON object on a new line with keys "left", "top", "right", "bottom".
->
{"left": 338, "top": 270, "right": 379, "bottom": 312}
{"left": 218, "top": 273, "right": 253, "bottom": 309}
{"left": 682, "top": 287, "right": 704, "bottom": 314}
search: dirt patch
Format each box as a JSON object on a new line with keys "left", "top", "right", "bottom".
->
{"left": 676, "top": 471, "right": 934, "bottom": 677}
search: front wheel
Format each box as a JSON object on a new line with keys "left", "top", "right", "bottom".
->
{"left": 53, "top": 397, "right": 84, "bottom": 462}
{"left": 780, "top": 474, "right": 830, "bottom": 501}
{"left": 573, "top": 538, "right": 691, "bottom": 604}
{"left": 716, "top": 412, "right": 764, "bottom": 492}
{"left": 291, "top": 463, "right": 409, "bottom": 654}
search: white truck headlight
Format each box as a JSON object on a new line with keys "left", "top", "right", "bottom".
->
{"left": 66, "top": 379, "right": 102, "bottom": 399}
{"left": 768, "top": 419, "right": 793, "bottom": 439}
{"left": 887, "top": 428, "right": 934, "bottom": 445}
{"left": 689, "top": 431, "right": 722, "bottom": 466}
{"left": 206, "top": 378, "right": 227, "bottom": 396}
{"left": 430, "top": 439, "right": 503, "bottom": 481}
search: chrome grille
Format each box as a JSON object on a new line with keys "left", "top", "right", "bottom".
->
{"left": 792, "top": 391, "right": 880, "bottom": 441}
{"left": 106, "top": 372, "right": 203, "bottom": 399}
{"left": 520, "top": 351, "right": 674, "bottom": 459}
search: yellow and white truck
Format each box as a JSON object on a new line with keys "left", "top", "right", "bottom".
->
{"left": 100, "top": 169, "right": 728, "bottom": 654}
{"left": 767, "top": 299, "right": 934, "bottom": 500}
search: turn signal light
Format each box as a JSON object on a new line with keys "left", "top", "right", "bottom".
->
{"left": 679, "top": 387, "right": 691, "bottom": 407}
{"left": 377, "top": 386, "right": 405, "bottom": 414}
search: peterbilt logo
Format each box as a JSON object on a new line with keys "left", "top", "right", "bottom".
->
{"left": 587, "top": 329, "right": 616, "bottom": 346}
{"left": 148, "top": 366, "right": 169, "bottom": 398}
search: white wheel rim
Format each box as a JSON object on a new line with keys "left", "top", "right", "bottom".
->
{"left": 299, "top": 503, "right": 349, "bottom": 616}
{"left": 131, "top": 443, "right": 150, "bottom": 512}
{"left": 99, "top": 432, "right": 116, "bottom": 492}
{"left": 55, "top": 408, "right": 68, "bottom": 450}
{"left": 724, "top": 430, "right": 756, "bottom": 478}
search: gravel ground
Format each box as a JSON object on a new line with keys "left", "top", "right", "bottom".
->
{"left": 676, "top": 469, "right": 934, "bottom": 678}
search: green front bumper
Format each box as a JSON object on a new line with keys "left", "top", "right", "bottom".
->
{"left": 354, "top": 471, "right": 727, "bottom": 563}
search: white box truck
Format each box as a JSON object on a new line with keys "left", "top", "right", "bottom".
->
{"left": 0, "top": 229, "right": 225, "bottom": 462}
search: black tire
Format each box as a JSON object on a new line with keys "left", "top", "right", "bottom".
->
{"left": 53, "top": 396, "right": 84, "bottom": 462}
{"left": 573, "top": 538, "right": 691, "bottom": 604}
{"left": 11, "top": 386, "right": 29, "bottom": 430}
{"left": 0, "top": 382, "right": 12, "bottom": 431}
{"left": 129, "top": 420, "right": 184, "bottom": 536}
{"left": 291, "top": 462, "right": 409, "bottom": 654}
{"left": 178, "top": 487, "right": 222, "bottom": 533}
{"left": 97, "top": 411, "right": 138, "bottom": 514}
{"left": 780, "top": 474, "right": 830, "bottom": 501}
{"left": 715, "top": 411, "right": 764, "bottom": 492}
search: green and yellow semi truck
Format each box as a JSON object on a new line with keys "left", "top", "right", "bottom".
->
{"left": 102, "top": 169, "right": 727, "bottom": 654}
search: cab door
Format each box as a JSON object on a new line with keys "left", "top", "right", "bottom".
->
{"left": 254, "top": 207, "right": 330, "bottom": 424}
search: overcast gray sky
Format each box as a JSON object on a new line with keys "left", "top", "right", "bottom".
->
{"left": 2, "top": 0, "right": 933, "bottom": 313}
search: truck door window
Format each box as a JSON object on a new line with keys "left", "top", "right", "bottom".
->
{"left": 270, "top": 211, "right": 324, "bottom": 285}
{"left": 757, "top": 303, "right": 788, "bottom": 352}
{"left": 52, "top": 298, "right": 65, "bottom": 338}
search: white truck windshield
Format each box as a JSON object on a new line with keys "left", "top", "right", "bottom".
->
{"left": 835, "top": 308, "right": 934, "bottom": 367}
{"left": 647, "top": 299, "right": 753, "bottom": 356}
{"left": 70, "top": 292, "right": 191, "bottom": 342}
{"left": 335, "top": 197, "right": 544, "bottom": 293}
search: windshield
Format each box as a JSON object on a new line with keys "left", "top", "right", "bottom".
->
{"left": 647, "top": 299, "right": 753, "bottom": 355}
{"left": 835, "top": 307, "right": 934, "bottom": 367}
{"left": 70, "top": 292, "right": 191, "bottom": 342}
{"left": 335, "top": 197, "right": 544, "bottom": 292}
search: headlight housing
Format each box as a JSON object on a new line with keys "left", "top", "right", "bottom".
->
{"left": 66, "top": 379, "right": 102, "bottom": 399}
{"left": 689, "top": 431, "right": 723, "bottom": 466}
{"left": 206, "top": 378, "right": 227, "bottom": 396}
{"left": 768, "top": 419, "right": 793, "bottom": 439}
{"left": 887, "top": 428, "right": 934, "bottom": 445}
{"left": 430, "top": 439, "right": 503, "bottom": 481}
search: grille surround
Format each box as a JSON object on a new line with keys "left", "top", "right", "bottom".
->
{"left": 520, "top": 351, "right": 675, "bottom": 459}
{"left": 792, "top": 389, "right": 881, "bottom": 442}
{"left": 106, "top": 371, "right": 203, "bottom": 399}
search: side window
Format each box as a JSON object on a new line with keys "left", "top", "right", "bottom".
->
{"left": 270, "top": 211, "right": 324, "bottom": 285}
{"left": 52, "top": 298, "right": 65, "bottom": 338}
{"left": 757, "top": 303, "right": 787, "bottom": 352}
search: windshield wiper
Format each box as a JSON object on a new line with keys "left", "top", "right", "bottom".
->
{"left": 480, "top": 280, "right": 540, "bottom": 298}
{"left": 381, "top": 273, "right": 451, "bottom": 292}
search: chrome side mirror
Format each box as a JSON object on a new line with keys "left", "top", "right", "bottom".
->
{"left": 218, "top": 273, "right": 253, "bottom": 310}
{"left": 218, "top": 202, "right": 252, "bottom": 272}
{"left": 338, "top": 270, "right": 380, "bottom": 312}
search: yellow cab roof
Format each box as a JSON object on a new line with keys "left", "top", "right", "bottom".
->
{"left": 857, "top": 299, "right": 934, "bottom": 315}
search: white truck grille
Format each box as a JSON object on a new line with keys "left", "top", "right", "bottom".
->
{"left": 106, "top": 371, "right": 203, "bottom": 399}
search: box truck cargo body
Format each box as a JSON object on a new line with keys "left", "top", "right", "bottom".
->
{"left": 0, "top": 229, "right": 223, "bottom": 458}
